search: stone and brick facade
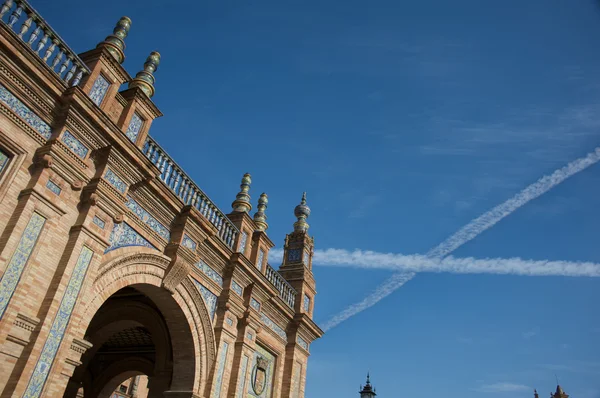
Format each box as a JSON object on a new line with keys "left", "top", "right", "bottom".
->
{"left": 0, "top": 1, "right": 323, "bottom": 397}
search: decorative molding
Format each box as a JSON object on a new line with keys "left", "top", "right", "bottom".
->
{"left": 105, "top": 222, "right": 156, "bottom": 253}
{"left": 163, "top": 258, "right": 191, "bottom": 294}
{"left": 0, "top": 83, "right": 51, "bottom": 139}
{"left": 125, "top": 196, "right": 170, "bottom": 240}
{"left": 195, "top": 260, "right": 223, "bottom": 287}
{"left": 60, "top": 131, "right": 89, "bottom": 158}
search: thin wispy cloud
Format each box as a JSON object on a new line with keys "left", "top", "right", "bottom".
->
{"left": 473, "top": 382, "right": 530, "bottom": 393}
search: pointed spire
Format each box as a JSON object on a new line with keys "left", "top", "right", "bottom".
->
{"left": 293, "top": 192, "right": 311, "bottom": 233}
{"left": 254, "top": 193, "right": 269, "bottom": 231}
{"left": 231, "top": 173, "right": 252, "bottom": 213}
{"left": 97, "top": 16, "right": 131, "bottom": 64}
{"left": 128, "top": 51, "right": 161, "bottom": 98}
{"left": 534, "top": 389, "right": 539, "bottom": 398}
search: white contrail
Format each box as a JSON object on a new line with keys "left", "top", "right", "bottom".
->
{"left": 312, "top": 248, "right": 600, "bottom": 277}
{"left": 322, "top": 146, "right": 600, "bottom": 332}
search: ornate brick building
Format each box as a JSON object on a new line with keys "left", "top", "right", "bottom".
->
{"left": 0, "top": 1, "right": 322, "bottom": 397}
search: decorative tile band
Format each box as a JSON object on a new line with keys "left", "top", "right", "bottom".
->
{"left": 297, "top": 336, "right": 309, "bottom": 350}
{"left": 257, "top": 249, "right": 265, "bottom": 269}
{"left": 0, "top": 213, "right": 46, "bottom": 319}
{"left": 92, "top": 216, "right": 105, "bottom": 229}
{"left": 182, "top": 234, "right": 197, "bottom": 251}
{"left": 61, "top": 131, "right": 89, "bottom": 158}
{"left": 0, "top": 83, "right": 51, "bottom": 139}
{"left": 238, "top": 231, "right": 248, "bottom": 253}
{"left": 248, "top": 345, "right": 275, "bottom": 398}
{"left": 193, "top": 279, "right": 217, "bottom": 320}
{"left": 105, "top": 222, "right": 156, "bottom": 253}
{"left": 104, "top": 169, "right": 127, "bottom": 194}
{"left": 125, "top": 112, "right": 143, "bottom": 143}
{"left": 196, "top": 260, "right": 223, "bottom": 287}
{"left": 260, "top": 312, "right": 286, "bottom": 341}
{"left": 231, "top": 280, "right": 243, "bottom": 296}
{"left": 303, "top": 294, "right": 310, "bottom": 312}
{"left": 89, "top": 74, "right": 109, "bottom": 106}
{"left": 23, "top": 246, "right": 94, "bottom": 398}
{"left": 250, "top": 298, "right": 260, "bottom": 311}
{"left": 45, "top": 180, "right": 61, "bottom": 195}
{"left": 212, "top": 341, "right": 229, "bottom": 398}
{"left": 125, "top": 196, "right": 170, "bottom": 240}
{"left": 236, "top": 354, "right": 249, "bottom": 398}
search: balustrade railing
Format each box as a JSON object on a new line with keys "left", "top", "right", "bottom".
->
{"left": 0, "top": 0, "right": 89, "bottom": 87}
{"left": 266, "top": 264, "right": 296, "bottom": 309}
{"left": 142, "top": 137, "right": 240, "bottom": 250}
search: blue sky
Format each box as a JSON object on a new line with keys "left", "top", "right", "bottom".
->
{"left": 37, "top": 0, "right": 600, "bottom": 396}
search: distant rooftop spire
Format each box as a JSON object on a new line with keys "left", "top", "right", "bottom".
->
{"left": 97, "top": 16, "right": 131, "bottom": 64}
{"left": 129, "top": 51, "right": 160, "bottom": 98}
{"left": 231, "top": 173, "right": 252, "bottom": 213}
{"left": 254, "top": 193, "right": 269, "bottom": 231}
{"left": 293, "top": 192, "right": 310, "bottom": 233}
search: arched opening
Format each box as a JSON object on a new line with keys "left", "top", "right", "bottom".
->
{"left": 64, "top": 284, "right": 196, "bottom": 398}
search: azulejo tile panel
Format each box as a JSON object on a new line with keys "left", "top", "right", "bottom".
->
{"left": 23, "top": 246, "right": 94, "bottom": 398}
{"left": 239, "top": 231, "right": 248, "bottom": 253}
{"left": 0, "top": 213, "right": 46, "bottom": 319}
{"left": 105, "top": 222, "right": 156, "bottom": 253}
{"left": 260, "top": 312, "right": 286, "bottom": 341}
{"left": 61, "top": 131, "right": 89, "bottom": 158}
{"left": 297, "top": 336, "right": 309, "bottom": 350}
{"left": 45, "top": 180, "right": 61, "bottom": 195}
{"left": 0, "top": 148, "right": 10, "bottom": 173}
{"left": 0, "top": 83, "right": 51, "bottom": 139}
{"left": 303, "top": 294, "right": 310, "bottom": 312}
{"left": 89, "top": 74, "right": 110, "bottom": 106}
{"left": 257, "top": 249, "right": 265, "bottom": 269}
{"left": 212, "top": 341, "right": 229, "bottom": 398}
{"left": 104, "top": 169, "right": 127, "bottom": 194}
{"left": 248, "top": 344, "right": 276, "bottom": 398}
{"left": 287, "top": 248, "right": 301, "bottom": 262}
{"left": 231, "top": 280, "right": 243, "bottom": 296}
{"left": 125, "top": 112, "right": 143, "bottom": 143}
{"left": 92, "top": 216, "right": 105, "bottom": 229}
{"left": 250, "top": 298, "right": 261, "bottom": 311}
{"left": 196, "top": 260, "right": 223, "bottom": 287}
{"left": 125, "top": 196, "right": 170, "bottom": 241}
{"left": 182, "top": 234, "right": 197, "bottom": 251}
{"left": 237, "top": 354, "right": 250, "bottom": 398}
{"left": 291, "top": 361, "right": 302, "bottom": 398}
{"left": 226, "top": 317, "right": 234, "bottom": 326}
{"left": 193, "top": 279, "right": 217, "bottom": 320}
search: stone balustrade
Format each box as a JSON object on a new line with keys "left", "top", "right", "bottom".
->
{"left": 266, "top": 263, "right": 296, "bottom": 308}
{"left": 143, "top": 137, "right": 240, "bottom": 250}
{"left": 0, "top": 0, "right": 89, "bottom": 87}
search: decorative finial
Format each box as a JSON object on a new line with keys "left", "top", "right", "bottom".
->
{"left": 366, "top": 372, "right": 371, "bottom": 385}
{"left": 254, "top": 193, "right": 269, "bottom": 231}
{"left": 97, "top": 16, "right": 131, "bottom": 64}
{"left": 128, "top": 51, "right": 161, "bottom": 98}
{"left": 231, "top": 173, "right": 252, "bottom": 213}
{"left": 293, "top": 192, "right": 311, "bottom": 233}
{"left": 534, "top": 389, "right": 539, "bottom": 398}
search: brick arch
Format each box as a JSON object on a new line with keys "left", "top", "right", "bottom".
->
{"left": 93, "top": 358, "right": 153, "bottom": 398}
{"left": 73, "top": 248, "right": 217, "bottom": 395}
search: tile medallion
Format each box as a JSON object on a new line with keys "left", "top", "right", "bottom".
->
{"left": 125, "top": 112, "right": 144, "bottom": 143}
{"left": 193, "top": 279, "right": 217, "bottom": 320}
{"left": 287, "top": 248, "right": 301, "bottom": 262}
{"left": 257, "top": 249, "right": 265, "bottom": 270}
{"left": 92, "top": 216, "right": 106, "bottom": 229}
{"left": 239, "top": 231, "right": 248, "bottom": 253}
{"left": 61, "top": 131, "right": 89, "bottom": 158}
{"left": 105, "top": 222, "right": 156, "bottom": 253}
{"left": 0, "top": 148, "right": 10, "bottom": 173}
{"left": 23, "top": 246, "right": 94, "bottom": 398}
{"left": 260, "top": 312, "right": 286, "bottom": 341}
{"left": 297, "top": 336, "right": 309, "bottom": 350}
{"left": 182, "top": 234, "right": 197, "bottom": 251}
{"left": 196, "top": 260, "right": 223, "bottom": 287}
{"left": 0, "top": 212, "right": 46, "bottom": 319}
{"left": 104, "top": 169, "right": 127, "bottom": 194}
{"left": 231, "top": 280, "right": 243, "bottom": 296}
{"left": 0, "top": 83, "right": 51, "bottom": 139}
{"left": 125, "top": 196, "right": 170, "bottom": 240}
{"left": 45, "top": 180, "right": 61, "bottom": 195}
{"left": 303, "top": 294, "right": 310, "bottom": 312}
{"left": 248, "top": 344, "right": 276, "bottom": 398}
{"left": 250, "top": 298, "right": 261, "bottom": 311}
{"left": 212, "top": 341, "right": 229, "bottom": 398}
{"left": 89, "top": 74, "right": 110, "bottom": 106}
{"left": 236, "top": 354, "right": 250, "bottom": 398}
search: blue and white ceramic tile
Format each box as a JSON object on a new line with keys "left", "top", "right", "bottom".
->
{"left": 89, "top": 75, "right": 110, "bottom": 106}
{"left": 237, "top": 355, "right": 250, "bottom": 397}
{"left": 195, "top": 260, "right": 223, "bottom": 287}
{"left": 260, "top": 312, "right": 286, "bottom": 341}
{"left": 212, "top": 341, "right": 229, "bottom": 398}
{"left": 193, "top": 279, "right": 217, "bottom": 320}
{"left": 23, "top": 246, "right": 94, "bottom": 398}
{"left": 231, "top": 280, "right": 243, "bottom": 296}
{"left": 104, "top": 169, "right": 127, "bottom": 194}
{"left": 239, "top": 231, "right": 248, "bottom": 253}
{"left": 257, "top": 249, "right": 265, "bottom": 270}
{"left": 248, "top": 345, "right": 276, "bottom": 398}
{"left": 125, "top": 196, "right": 170, "bottom": 240}
{"left": 105, "top": 222, "right": 156, "bottom": 253}
{"left": 0, "top": 213, "right": 46, "bottom": 319}
{"left": 297, "top": 336, "right": 309, "bottom": 350}
{"left": 0, "top": 83, "right": 51, "bottom": 139}
{"left": 287, "top": 249, "right": 301, "bottom": 262}
{"left": 226, "top": 317, "right": 234, "bottom": 326}
{"left": 291, "top": 361, "right": 302, "bottom": 397}
{"left": 182, "top": 234, "right": 197, "bottom": 251}
{"left": 125, "top": 112, "right": 143, "bottom": 143}
{"left": 0, "top": 149, "right": 9, "bottom": 173}
{"left": 303, "top": 295, "right": 310, "bottom": 312}
{"left": 61, "top": 131, "right": 89, "bottom": 158}
{"left": 92, "top": 216, "right": 105, "bottom": 229}
{"left": 250, "top": 298, "right": 261, "bottom": 311}
{"left": 45, "top": 180, "right": 61, "bottom": 195}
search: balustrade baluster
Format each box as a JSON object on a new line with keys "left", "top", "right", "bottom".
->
{"left": 7, "top": 2, "right": 22, "bottom": 28}
{"left": 43, "top": 40, "right": 56, "bottom": 61}
{"left": 163, "top": 161, "right": 173, "bottom": 184}
{"left": 27, "top": 25, "right": 39, "bottom": 46}
{"left": 35, "top": 31, "right": 48, "bottom": 54}
{"left": 18, "top": 12, "right": 32, "bottom": 38}
{"left": 190, "top": 190, "right": 198, "bottom": 207}
{"left": 59, "top": 54, "right": 70, "bottom": 76}
{"left": 64, "top": 63, "right": 76, "bottom": 83}
{"left": 155, "top": 152, "right": 164, "bottom": 175}
{"left": 0, "top": 0, "right": 13, "bottom": 19}
{"left": 173, "top": 172, "right": 182, "bottom": 192}
{"left": 51, "top": 48, "right": 63, "bottom": 70}
{"left": 181, "top": 179, "right": 190, "bottom": 200}
{"left": 71, "top": 67, "right": 84, "bottom": 86}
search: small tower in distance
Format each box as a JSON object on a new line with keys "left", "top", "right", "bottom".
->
{"left": 534, "top": 389, "right": 539, "bottom": 398}
{"left": 551, "top": 385, "right": 569, "bottom": 398}
{"left": 359, "top": 373, "right": 377, "bottom": 398}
